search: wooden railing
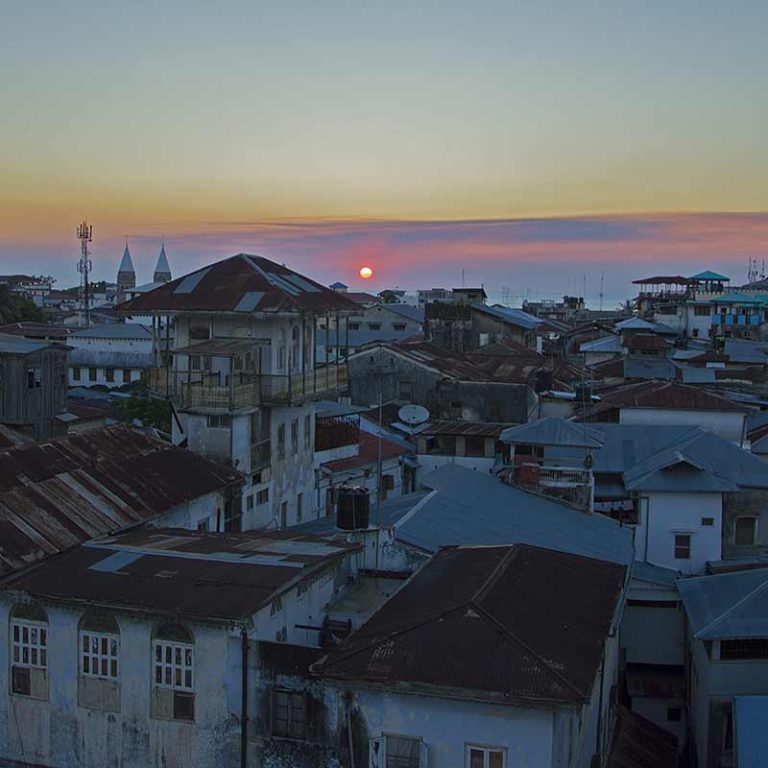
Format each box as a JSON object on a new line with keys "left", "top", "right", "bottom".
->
{"left": 260, "top": 364, "right": 349, "bottom": 405}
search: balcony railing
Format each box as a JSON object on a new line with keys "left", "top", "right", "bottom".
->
{"left": 148, "top": 363, "right": 348, "bottom": 411}
{"left": 512, "top": 457, "right": 594, "bottom": 510}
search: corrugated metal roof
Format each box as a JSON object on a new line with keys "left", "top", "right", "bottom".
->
{"left": 397, "top": 464, "right": 634, "bottom": 565}
{"left": 0, "top": 425, "right": 243, "bottom": 577}
{"left": 122, "top": 254, "right": 358, "bottom": 315}
{"left": 631, "top": 561, "right": 681, "bottom": 587}
{"left": 735, "top": 696, "right": 768, "bottom": 768}
{"left": 314, "top": 544, "right": 626, "bottom": 704}
{"left": 323, "top": 432, "right": 412, "bottom": 472}
{"left": 607, "top": 706, "right": 678, "bottom": 768}
{"left": 1, "top": 527, "right": 360, "bottom": 622}
{"left": 580, "top": 335, "right": 621, "bottom": 354}
{"left": 69, "top": 324, "right": 152, "bottom": 340}
{"left": 473, "top": 304, "right": 542, "bottom": 330}
{"left": 677, "top": 568, "right": 768, "bottom": 639}
{"left": 690, "top": 270, "right": 729, "bottom": 281}
{"left": 0, "top": 333, "right": 59, "bottom": 355}
{"left": 421, "top": 420, "right": 512, "bottom": 438}
{"left": 501, "top": 418, "right": 605, "bottom": 448}
{"left": 382, "top": 303, "right": 424, "bottom": 323}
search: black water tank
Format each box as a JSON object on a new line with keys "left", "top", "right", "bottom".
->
{"left": 336, "top": 487, "right": 370, "bottom": 530}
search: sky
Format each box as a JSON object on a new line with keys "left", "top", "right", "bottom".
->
{"left": 1, "top": 1, "right": 767, "bottom": 303}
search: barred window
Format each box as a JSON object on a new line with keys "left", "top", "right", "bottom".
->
{"left": 81, "top": 632, "right": 119, "bottom": 679}
{"left": 272, "top": 689, "right": 307, "bottom": 739}
{"left": 11, "top": 620, "right": 47, "bottom": 669}
{"left": 674, "top": 534, "right": 691, "bottom": 560}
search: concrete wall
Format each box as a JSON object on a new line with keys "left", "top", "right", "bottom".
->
{"left": 636, "top": 492, "right": 722, "bottom": 574}
{"left": 348, "top": 347, "right": 536, "bottom": 424}
{"left": 69, "top": 365, "right": 142, "bottom": 388}
{"left": 415, "top": 454, "right": 495, "bottom": 474}
{"left": 619, "top": 408, "right": 746, "bottom": 445}
{"left": 722, "top": 488, "right": 768, "bottom": 560}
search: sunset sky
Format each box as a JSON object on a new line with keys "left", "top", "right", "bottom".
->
{"left": 1, "top": 1, "right": 767, "bottom": 302}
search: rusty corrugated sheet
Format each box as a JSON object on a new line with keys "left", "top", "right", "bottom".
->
{"left": 0, "top": 425, "right": 243, "bottom": 577}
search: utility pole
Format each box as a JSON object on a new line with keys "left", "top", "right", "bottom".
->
{"left": 76, "top": 221, "right": 93, "bottom": 327}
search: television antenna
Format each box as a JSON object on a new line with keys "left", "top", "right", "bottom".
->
{"left": 76, "top": 221, "right": 93, "bottom": 327}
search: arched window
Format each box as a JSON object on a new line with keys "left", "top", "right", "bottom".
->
{"left": 79, "top": 612, "right": 119, "bottom": 680}
{"left": 735, "top": 516, "right": 758, "bottom": 546}
{"left": 10, "top": 603, "right": 48, "bottom": 697}
{"left": 152, "top": 622, "right": 195, "bottom": 721}
{"left": 277, "top": 328, "right": 287, "bottom": 372}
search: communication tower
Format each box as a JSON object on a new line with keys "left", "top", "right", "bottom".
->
{"left": 76, "top": 221, "right": 93, "bottom": 326}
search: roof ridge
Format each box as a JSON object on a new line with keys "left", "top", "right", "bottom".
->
{"left": 471, "top": 601, "right": 586, "bottom": 699}
{"left": 471, "top": 546, "right": 519, "bottom": 604}
{"left": 239, "top": 254, "right": 303, "bottom": 311}
{"left": 695, "top": 573, "right": 768, "bottom": 639}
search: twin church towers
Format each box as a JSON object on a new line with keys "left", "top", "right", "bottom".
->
{"left": 116, "top": 242, "right": 172, "bottom": 302}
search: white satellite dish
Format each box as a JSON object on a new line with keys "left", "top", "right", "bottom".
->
{"left": 398, "top": 404, "right": 430, "bottom": 426}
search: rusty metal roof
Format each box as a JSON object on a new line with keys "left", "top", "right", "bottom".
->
{"left": 121, "top": 254, "right": 359, "bottom": 315}
{"left": 421, "top": 420, "right": 512, "bottom": 438}
{"left": 607, "top": 706, "right": 678, "bottom": 768}
{"left": 314, "top": 544, "right": 626, "bottom": 705}
{"left": 0, "top": 425, "right": 243, "bottom": 577}
{"left": 1, "top": 527, "right": 361, "bottom": 622}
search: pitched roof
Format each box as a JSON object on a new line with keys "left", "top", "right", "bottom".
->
{"left": 677, "top": 568, "right": 768, "bottom": 639}
{"left": 501, "top": 418, "right": 605, "bottom": 448}
{"left": 69, "top": 323, "right": 152, "bottom": 340}
{"left": 607, "top": 706, "right": 678, "bottom": 768}
{"left": 396, "top": 464, "right": 634, "bottom": 565}
{"left": 121, "top": 254, "right": 359, "bottom": 315}
{"left": 118, "top": 245, "right": 135, "bottom": 275}
{"left": 690, "top": 270, "right": 730, "bottom": 281}
{"left": 581, "top": 380, "right": 748, "bottom": 416}
{"left": 0, "top": 425, "right": 243, "bottom": 577}
{"left": 474, "top": 304, "right": 542, "bottom": 330}
{"left": 322, "top": 431, "right": 412, "bottom": 472}
{"left": 314, "top": 544, "right": 626, "bottom": 704}
{"left": 1, "top": 527, "right": 360, "bottom": 622}
{"left": 154, "top": 244, "right": 171, "bottom": 277}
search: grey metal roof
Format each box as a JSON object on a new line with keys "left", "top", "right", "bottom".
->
{"left": 623, "top": 356, "right": 677, "bottom": 380}
{"left": 631, "top": 561, "right": 681, "bottom": 588}
{"left": 734, "top": 696, "right": 768, "bottom": 768}
{"left": 724, "top": 339, "right": 768, "bottom": 363}
{"left": 677, "top": 568, "right": 768, "bottom": 639}
{"left": 395, "top": 464, "right": 634, "bottom": 565}
{"left": 580, "top": 335, "right": 621, "bottom": 354}
{"left": 69, "top": 349, "right": 151, "bottom": 367}
{"left": 501, "top": 418, "right": 605, "bottom": 448}
{"left": 475, "top": 304, "right": 542, "bottom": 330}
{"left": 382, "top": 303, "right": 424, "bottom": 323}
{"left": 0, "top": 334, "right": 57, "bottom": 355}
{"left": 69, "top": 323, "right": 152, "bottom": 340}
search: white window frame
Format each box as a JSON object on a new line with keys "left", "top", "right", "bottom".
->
{"left": 11, "top": 619, "right": 47, "bottom": 670}
{"left": 734, "top": 516, "right": 758, "bottom": 546}
{"left": 80, "top": 630, "right": 119, "bottom": 680}
{"left": 153, "top": 640, "right": 194, "bottom": 691}
{"left": 465, "top": 744, "right": 506, "bottom": 768}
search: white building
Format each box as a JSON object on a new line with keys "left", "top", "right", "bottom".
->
{"left": 313, "top": 543, "right": 628, "bottom": 768}
{"left": 678, "top": 568, "right": 768, "bottom": 768}
{"left": 415, "top": 420, "right": 507, "bottom": 474}
{"left": 0, "top": 527, "right": 362, "bottom": 768}
{"left": 124, "top": 254, "right": 357, "bottom": 530}
{"left": 67, "top": 323, "right": 153, "bottom": 388}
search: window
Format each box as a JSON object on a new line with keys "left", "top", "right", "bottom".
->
{"left": 223, "top": 496, "right": 242, "bottom": 532}
{"left": 26, "top": 368, "right": 42, "bottom": 389}
{"left": 694, "top": 305, "right": 711, "bottom": 316}
{"left": 73, "top": 366, "right": 81, "bottom": 381}
{"left": 80, "top": 613, "right": 119, "bottom": 680}
{"left": 370, "top": 735, "right": 424, "bottom": 768}
{"left": 154, "top": 638, "right": 193, "bottom": 691}
{"left": 207, "top": 414, "right": 232, "bottom": 429}
{"left": 272, "top": 689, "right": 307, "bottom": 739}
{"left": 280, "top": 501, "right": 288, "bottom": 528}
{"left": 393, "top": 323, "right": 406, "bottom": 331}
{"left": 246, "top": 495, "right": 254, "bottom": 511}
{"left": 667, "top": 707, "right": 681, "bottom": 722}
{"left": 720, "top": 638, "right": 768, "bottom": 660}
{"left": 734, "top": 517, "right": 757, "bottom": 546}
{"left": 197, "top": 518, "right": 210, "bottom": 532}
{"left": 88, "top": 367, "right": 97, "bottom": 382}
{"left": 257, "top": 488, "right": 270, "bottom": 505}
{"left": 122, "top": 369, "right": 131, "bottom": 383}
{"left": 296, "top": 492, "right": 303, "bottom": 522}
{"left": 277, "top": 424, "right": 285, "bottom": 459}
{"left": 398, "top": 379, "right": 413, "bottom": 401}
{"left": 275, "top": 626, "right": 287, "bottom": 642}
{"left": 701, "top": 517, "right": 714, "bottom": 527}
{"left": 674, "top": 534, "right": 691, "bottom": 560}
{"left": 10, "top": 603, "right": 48, "bottom": 698}
{"left": 368, "top": 323, "right": 381, "bottom": 331}
{"left": 450, "top": 401, "right": 462, "bottom": 418}
{"left": 291, "top": 419, "right": 299, "bottom": 455}
{"left": 105, "top": 368, "right": 115, "bottom": 383}
{"left": 348, "top": 322, "right": 360, "bottom": 331}
{"left": 304, "top": 414, "right": 311, "bottom": 450}
{"left": 152, "top": 623, "right": 195, "bottom": 721}
{"left": 466, "top": 745, "right": 505, "bottom": 768}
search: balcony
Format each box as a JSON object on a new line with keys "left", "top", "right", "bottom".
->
{"left": 512, "top": 456, "right": 593, "bottom": 510}
{"left": 148, "top": 363, "right": 348, "bottom": 411}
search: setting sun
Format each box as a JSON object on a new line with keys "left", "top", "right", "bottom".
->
{"left": 359, "top": 265, "right": 373, "bottom": 279}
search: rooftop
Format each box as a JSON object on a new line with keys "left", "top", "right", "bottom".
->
{"left": 0, "top": 333, "right": 62, "bottom": 356}
{"left": 1, "top": 527, "right": 360, "bottom": 622}
{"left": 677, "top": 568, "right": 768, "bottom": 640}
{"left": 121, "top": 254, "right": 359, "bottom": 315}
{"left": 397, "top": 464, "right": 634, "bottom": 565}
{"left": 68, "top": 323, "right": 152, "bottom": 340}
{"left": 314, "top": 544, "right": 626, "bottom": 705}
{"left": 734, "top": 696, "right": 768, "bottom": 768}
{"left": 0, "top": 425, "right": 243, "bottom": 577}
{"left": 420, "top": 420, "right": 513, "bottom": 438}
{"left": 322, "top": 431, "right": 412, "bottom": 473}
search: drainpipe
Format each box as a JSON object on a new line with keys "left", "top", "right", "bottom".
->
{"left": 240, "top": 627, "right": 249, "bottom": 768}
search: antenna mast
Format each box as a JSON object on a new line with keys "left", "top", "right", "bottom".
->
{"left": 599, "top": 271, "right": 605, "bottom": 312}
{"left": 76, "top": 221, "right": 93, "bottom": 327}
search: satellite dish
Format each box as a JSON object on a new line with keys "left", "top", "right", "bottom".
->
{"left": 398, "top": 404, "right": 430, "bottom": 426}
